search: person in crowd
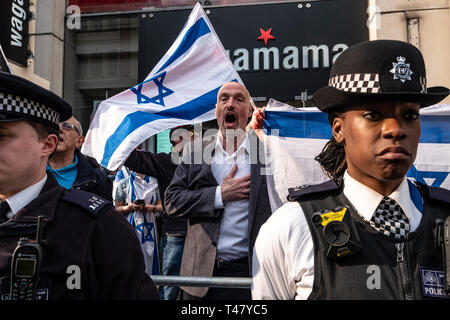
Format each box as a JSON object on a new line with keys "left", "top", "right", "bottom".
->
{"left": 47, "top": 116, "right": 113, "bottom": 201}
{"left": 114, "top": 168, "right": 162, "bottom": 276}
{"left": 114, "top": 169, "right": 163, "bottom": 217}
{"left": 251, "top": 40, "right": 450, "bottom": 300}
{"left": 0, "top": 72, "right": 159, "bottom": 300}
{"left": 164, "top": 81, "right": 272, "bottom": 300}
{"left": 124, "top": 125, "right": 194, "bottom": 300}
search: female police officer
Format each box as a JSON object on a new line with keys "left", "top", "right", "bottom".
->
{"left": 0, "top": 72, "right": 158, "bottom": 300}
{"left": 251, "top": 40, "right": 450, "bottom": 300}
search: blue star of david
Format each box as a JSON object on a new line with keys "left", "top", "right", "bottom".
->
{"left": 135, "top": 221, "right": 155, "bottom": 244}
{"left": 407, "top": 165, "right": 449, "bottom": 187}
{"left": 130, "top": 71, "right": 174, "bottom": 106}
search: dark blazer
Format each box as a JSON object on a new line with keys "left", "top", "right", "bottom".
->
{"left": 164, "top": 130, "right": 272, "bottom": 297}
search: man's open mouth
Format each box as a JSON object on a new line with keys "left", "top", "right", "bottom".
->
{"left": 225, "top": 113, "right": 237, "bottom": 126}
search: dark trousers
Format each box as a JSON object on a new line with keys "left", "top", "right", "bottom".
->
{"left": 183, "top": 257, "right": 251, "bottom": 300}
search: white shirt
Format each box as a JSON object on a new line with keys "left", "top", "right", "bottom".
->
{"left": 211, "top": 132, "right": 251, "bottom": 261}
{"left": 251, "top": 171, "right": 423, "bottom": 300}
{"left": 4, "top": 175, "right": 47, "bottom": 219}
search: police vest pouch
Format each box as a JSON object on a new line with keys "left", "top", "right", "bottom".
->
{"left": 311, "top": 206, "right": 363, "bottom": 259}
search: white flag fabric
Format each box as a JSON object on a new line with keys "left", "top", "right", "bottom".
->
{"left": 125, "top": 171, "right": 160, "bottom": 276}
{"left": 263, "top": 99, "right": 450, "bottom": 212}
{"left": 81, "top": 3, "right": 243, "bottom": 170}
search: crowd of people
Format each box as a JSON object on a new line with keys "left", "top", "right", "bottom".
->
{"left": 0, "top": 39, "right": 449, "bottom": 300}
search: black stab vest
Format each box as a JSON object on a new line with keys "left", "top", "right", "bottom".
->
{"left": 289, "top": 180, "right": 450, "bottom": 300}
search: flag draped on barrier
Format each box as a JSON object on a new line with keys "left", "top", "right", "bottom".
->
{"left": 81, "top": 3, "right": 243, "bottom": 170}
{"left": 263, "top": 99, "right": 450, "bottom": 212}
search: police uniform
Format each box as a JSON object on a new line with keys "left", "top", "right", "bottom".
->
{"left": 251, "top": 40, "right": 450, "bottom": 300}
{"left": 252, "top": 172, "right": 450, "bottom": 299}
{"left": 0, "top": 72, "right": 159, "bottom": 300}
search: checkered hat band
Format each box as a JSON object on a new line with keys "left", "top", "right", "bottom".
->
{"left": 0, "top": 92, "right": 60, "bottom": 125}
{"left": 329, "top": 73, "right": 380, "bottom": 93}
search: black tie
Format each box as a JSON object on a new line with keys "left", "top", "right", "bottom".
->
{"left": 0, "top": 200, "right": 11, "bottom": 223}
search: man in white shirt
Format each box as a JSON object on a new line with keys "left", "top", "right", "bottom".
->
{"left": 165, "top": 82, "right": 272, "bottom": 300}
{"left": 252, "top": 40, "right": 450, "bottom": 300}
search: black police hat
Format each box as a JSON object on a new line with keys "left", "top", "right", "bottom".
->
{"left": 312, "top": 40, "right": 450, "bottom": 112}
{"left": 0, "top": 72, "right": 72, "bottom": 128}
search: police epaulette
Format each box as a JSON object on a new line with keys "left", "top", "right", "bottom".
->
{"left": 61, "top": 189, "right": 111, "bottom": 216}
{"left": 288, "top": 180, "right": 339, "bottom": 201}
{"left": 427, "top": 185, "right": 450, "bottom": 205}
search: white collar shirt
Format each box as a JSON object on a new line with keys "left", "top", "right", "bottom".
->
{"left": 342, "top": 171, "right": 422, "bottom": 232}
{"left": 4, "top": 175, "right": 47, "bottom": 219}
{"left": 211, "top": 132, "right": 251, "bottom": 261}
{"left": 252, "top": 171, "right": 423, "bottom": 300}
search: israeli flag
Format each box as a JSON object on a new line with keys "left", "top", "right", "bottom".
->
{"left": 263, "top": 99, "right": 450, "bottom": 212}
{"left": 126, "top": 171, "right": 160, "bottom": 276}
{"left": 82, "top": 3, "right": 243, "bottom": 170}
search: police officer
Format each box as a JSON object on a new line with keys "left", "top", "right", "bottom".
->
{"left": 0, "top": 72, "right": 159, "bottom": 300}
{"left": 252, "top": 40, "right": 450, "bottom": 300}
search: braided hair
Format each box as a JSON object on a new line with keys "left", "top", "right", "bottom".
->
{"left": 314, "top": 112, "right": 347, "bottom": 183}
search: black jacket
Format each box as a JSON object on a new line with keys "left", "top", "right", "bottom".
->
{"left": 124, "top": 149, "right": 187, "bottom": 236}
{"left": 0, "top": 174, "right": 159, "bottom": 300}
{"left": 55, "top": 149, "right": 113, "bottom": 202}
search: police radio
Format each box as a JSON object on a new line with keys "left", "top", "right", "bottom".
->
{"left": 10, "top": 216, "right": 46, "bottom": 300}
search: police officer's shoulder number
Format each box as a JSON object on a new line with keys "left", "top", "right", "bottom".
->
{"left": 61, "top": 189, "right": 111, "bottom": 216}
{"left": 288, "top": 180, "right": 339, "bottom": 201}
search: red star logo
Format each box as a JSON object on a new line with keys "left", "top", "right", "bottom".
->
{"left": 257, "top": 28, "right": 275, "bottom": 45}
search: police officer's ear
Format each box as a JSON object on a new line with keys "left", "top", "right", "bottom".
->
{"left": 41, "top": 133, "right": 59, "bottom": 158}
{"left": 332, "top": 116, "right": 345, "bottom": 144}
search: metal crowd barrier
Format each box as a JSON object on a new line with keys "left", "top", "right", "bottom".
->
{"left": 151, "top": 275, "right": 252, "bottom": 289}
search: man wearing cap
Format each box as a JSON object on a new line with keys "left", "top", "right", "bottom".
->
{"left": 251, "top": 40, "right": 450, "bottom": 299}
{"left": 47, "top": 116, "right": 113, "bottom": 201}
{"left": 0, "top": 72, "right": 159, "bottom": 300}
